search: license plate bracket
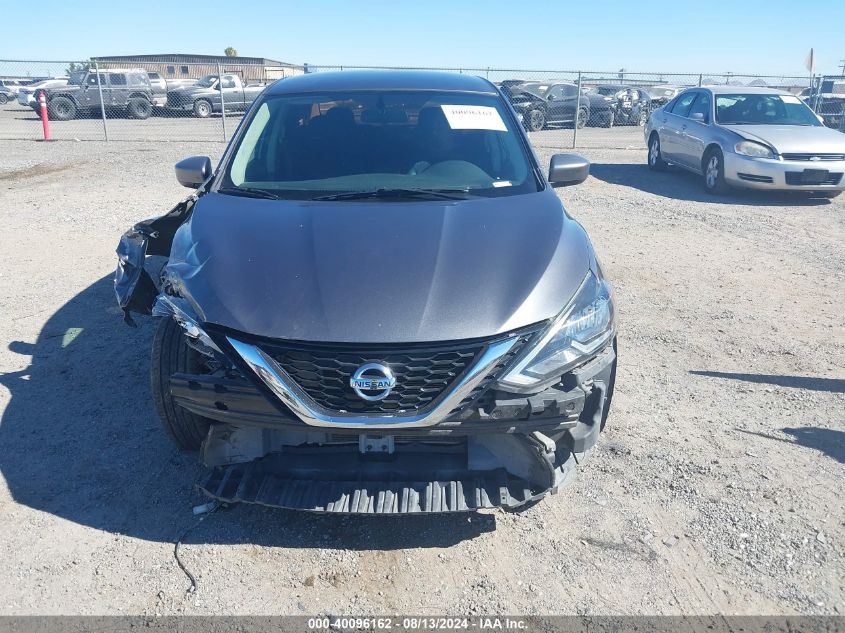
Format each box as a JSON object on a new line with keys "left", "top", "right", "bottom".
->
{"left": 801, "top": 169, "right": 829, "bottom": 184}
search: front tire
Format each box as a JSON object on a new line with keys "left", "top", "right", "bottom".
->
{"left": 48, "top": 96, "right": 77, "bottom": 121}
{"left": 151, "top": 317, "right": 212, "bottom": 450}
{"left": 193, "top": 99, "right": 212, "bottom": 118}
{"left": 637, "top": 108, "right": 648, "bottom": 126}
{"left": 703, "top": 148, "right": 729, "bottom": 194}
{"left": 126, "top": 96, "right": 152, "bottom": 119}
{"left": 0, "top": 94, "right": 7, "bottom": 105}
{"left": 647, "top": 133, "right": 668, "bottom": 171}
{"left": 525, "top": 108, "right": 545, "bottom": 132}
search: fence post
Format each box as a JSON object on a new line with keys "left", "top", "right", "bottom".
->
{"left": 572, "top": 71, "right": 582, "bottom": 150}
{"left": 94, "top": 61, "right": 109, "bottom": 142}
{"left": 698, "top": 74, "right": 703, "bottom": 87}
{"left": 217, "top": 62, "right": 227, "bottom": 142}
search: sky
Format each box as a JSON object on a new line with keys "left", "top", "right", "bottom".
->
{"left": 3, "top": 0, "right": 845, "bottom": 77}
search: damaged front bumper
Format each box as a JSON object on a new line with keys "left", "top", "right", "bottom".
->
{"left": 189, "top": 342, "right": 616, "bottom": 513}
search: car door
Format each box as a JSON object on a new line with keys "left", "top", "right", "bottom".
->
{"left": 660, "top": 90, "right": 698, "bottom": 161}
{"left": 676, "top": 91, "right": 712, "bottom": 169}
{"left": 562, "top": 84, "right": 583, "bottom": 123}
{"left": 79, "top": 72, "right": 104, "bottom": 109}
{"left": 545, "top": 85, "right": 566, "bottom": 123}
{"left": 108, "top": 73, "right": 128, "bottom": 108}
{"left": 220, "top": 75, "right": 239, "bottom": 110}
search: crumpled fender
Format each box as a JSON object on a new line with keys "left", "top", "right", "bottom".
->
{"left": 113, "top": 196, "right": 199, "bottom": 325}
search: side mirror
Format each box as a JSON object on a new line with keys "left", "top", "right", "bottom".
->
{"left": 548, "top": 153, "right": 590, "bottom": 187}
{"left": 689, "top": 112, "right": 707, "bottom": 123}
{"left": 175, "top": 156, "right": 212, "bottom": 188}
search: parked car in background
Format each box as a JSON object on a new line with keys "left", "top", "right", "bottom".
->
{"left": 500, "top": 80, "right": 590, "bottom": 131}
{"left": 37, "top": 69, "right": 154, "bottom": 120}
{"left": 17, "top": 78, "right": 68, "bottom": 107}
{"left": 647, "top": 85, "right": 683, "bottom": 108}
{"left": 0, "top": 79, "right": 25, "bottom": 104}
{"left": 584, "top": 85, "right": 652, "bottom": 126}
{"left": 799, "top": 77, "right": 845, "bottom": 129}
{"left": 115, "top": 70, "right": 616, "bottom": 514}
{"left": 580, "top": 89, "right": 616, "bottom": 127}
{"left": 645, "top": 86, "right": 845, "bottom": 197}
{"left": 165, "top": 74, "right": 266, "bottom": 117}
{"left": 0, "top": 85, "right": 13, "bottom": 105}
{"left": 146, "top": 72, "right": 197, "bottom": 107}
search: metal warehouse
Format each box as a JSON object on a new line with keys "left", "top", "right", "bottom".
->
{"left": 92, "top": 53, "right": 303, "bottom": 82}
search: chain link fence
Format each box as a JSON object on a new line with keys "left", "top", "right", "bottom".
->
{"left": 2, "top": 59, "right": 837, "bottom": 149}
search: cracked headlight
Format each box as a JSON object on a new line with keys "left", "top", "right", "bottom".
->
{"left": 734, "top": 140, "right": 775, "bottom": 159}
{"left": 499, "top": 270, "right": 615, "bottom": 392}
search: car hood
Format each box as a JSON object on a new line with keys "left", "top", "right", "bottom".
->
{"left": 584, "top": 94, "right": 614, "bottom": 108}
{"left": 166, "top": 190, "right": 592, "bottom": 343}
{"left": 726, "top": 124, "right": 845, "bottom": 153}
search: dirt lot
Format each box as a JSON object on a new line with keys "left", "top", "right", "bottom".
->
{"left": 0, "top": 138, "right": 842, "bottom": 616}
{"left": 0, "top": 102, "right": 643, "bottom": 148}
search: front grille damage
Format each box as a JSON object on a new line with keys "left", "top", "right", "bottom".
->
{"left": 189, "top": 342, "right": 617, "bottom": 513}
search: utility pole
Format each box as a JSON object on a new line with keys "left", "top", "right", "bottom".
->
{"left": 840, "top": 59, "right": 845, "bottom": 76}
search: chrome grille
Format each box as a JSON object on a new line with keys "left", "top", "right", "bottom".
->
{"left": 253, "top": 330, "right": 538, "bottom": 415}
{"left": 781, "top": 153, "right": 845, "bottom": 161}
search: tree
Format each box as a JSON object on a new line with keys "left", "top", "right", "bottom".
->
{"left": 67, "top": 60, "right": 94, "bottom": 75}
{"left": 224, "top": 47, "right": 238, "bottom": 57}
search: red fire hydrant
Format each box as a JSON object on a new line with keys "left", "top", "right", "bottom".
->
{"left": 37, "top": 89, "right": 51, "bottom": 141}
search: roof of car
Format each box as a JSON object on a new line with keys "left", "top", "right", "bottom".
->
{"left": 698, "top": 85, "right": 792, "bottom": 95}
{"left": 265, "top": 70, "right": 498, "bottom": 95}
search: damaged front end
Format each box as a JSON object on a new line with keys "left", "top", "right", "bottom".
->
{"left": 115, "top": 189, "right": 617, "bottom": 515}
{"left": 114, "top": 196, "right": 198, "bottom": 325}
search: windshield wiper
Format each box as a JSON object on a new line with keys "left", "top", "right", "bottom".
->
{"left": 217, "top": 186, "right": 282, "bottom": 200}
{"left": 311, "top": 188, "right": 471, "bottom": 202}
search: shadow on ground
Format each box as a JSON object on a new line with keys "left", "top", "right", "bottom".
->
{"left": 738, "top": 428, "right": 845, "bottom": 464}
{"left": 0, "top": 274, "right": 494, "bottom": 547}
{"left": 690, "top": 370, "right": 845, "bottom": 393}
{"left": 590, "top": 162, "right": 836, "bottom": 206}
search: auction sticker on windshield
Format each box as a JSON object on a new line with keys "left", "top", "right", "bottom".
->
{"left": 440, "top": 105, "right": 507, "bottom": 131}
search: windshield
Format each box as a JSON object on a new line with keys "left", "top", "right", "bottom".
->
{"left": 221, "top": 90, "right": 538, "bottom": 200}
{"left": 195, "top": 75, "right": 218, "bottom": 88}
{"left": 715, "top": 93, "right": 822, "bottom": 126}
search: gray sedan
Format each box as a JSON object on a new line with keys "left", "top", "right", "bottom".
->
{"left": 644, "top": 86, "right": 845, "bottom": 197}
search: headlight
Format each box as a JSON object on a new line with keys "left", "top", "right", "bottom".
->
{"left": 499, "top": 270, "right": 615, "bottom": 392}
{"left": 734, "top": 140, "right": 775, "bottom": 159}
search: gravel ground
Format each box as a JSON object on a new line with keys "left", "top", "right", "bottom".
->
{"left": 0, "top": 139, "right": 842, "bottom": 616}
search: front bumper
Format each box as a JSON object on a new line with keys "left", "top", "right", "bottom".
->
{"left": 723, "top": 153, "right": 845, "bottom": 190}
{"left": 184, "top": 341, "right": 617, "bottom": 513}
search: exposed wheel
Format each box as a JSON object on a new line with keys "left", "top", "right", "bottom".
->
{"left": 602, "top": 111, "right": 615, "bottom": 128}
{"left": 525, "top": 108, "right": 545, "bottom": 132}
{"left": 193, "top": 99, "right": 212, "bottom": 118}
{"left": 637, "top": 108, "right": 648, "bottom": 126}
{"left": 703, "top": 148, "right": 729, "bottom": 194}
{"left": 0, "top": 94, "right": 7, "bottom": 105}
{"left": 151, "top": 317, "right": 212, "bottom": 450}
{"left": 48, "top": 96, "right": 77, "bottom": 121}
{"left": 576, "top": 107, "right": 587, "bottom": 129}
{"left": 647, "top": 133, "right": 668, "bottom": 171}
{"left": 126, "top": 96, "right": 152, "bottom": 119}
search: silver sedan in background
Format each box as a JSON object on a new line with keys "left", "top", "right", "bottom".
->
{"left": 644, "top": 86, "right": 845, "bottom": 197}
